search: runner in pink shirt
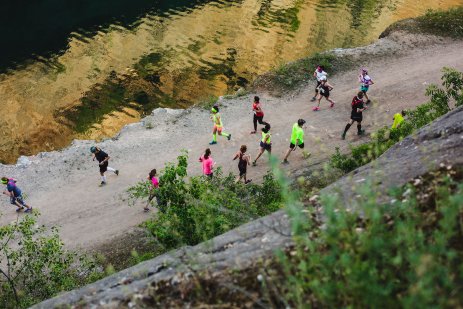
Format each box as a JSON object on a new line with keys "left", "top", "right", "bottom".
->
{"left": 199, "top": 148, "right": 214, "bottom": 178}
{"left": 144, "top": 169, "right": 160, "bottom": 212}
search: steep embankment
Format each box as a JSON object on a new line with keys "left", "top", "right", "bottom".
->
{"left": 32, "top": 89, "right": 463, "bottom": 309}
{"left": 1, "top": 30, "right": 463, "bottom": 254}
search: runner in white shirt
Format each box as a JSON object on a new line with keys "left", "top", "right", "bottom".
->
{"left": 311, "top": 65, "right": 328, "bottom": 101}
{"left": 359, "top": 68, "right": 374, "bottom": 104}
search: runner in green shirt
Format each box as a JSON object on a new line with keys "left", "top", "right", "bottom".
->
{"left": 282, "top": 119, "right": 306, "bottom": 164}
{"left": 391, "top": 110, "right": 405, "bottom": 129}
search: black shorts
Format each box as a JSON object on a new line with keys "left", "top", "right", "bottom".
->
{"left": 320, "top": 91, "right": 330, "bottom": 98}
{"left": 99, "top": 161, "right": 108, "bottom": 173}
{"left": 315, "top": 81, "right": 321, "bottom": 91}
{"left": 351, "top": 112, "right": 363, "bottom": 122}
{"left": 260, "top": 141, "right": 272, "bottom": 151}
{"left": 239, "top": 167, "right": 247, "bottom": 176}
{"left": 290, "top": 142, "right": 304, "bottom": 149}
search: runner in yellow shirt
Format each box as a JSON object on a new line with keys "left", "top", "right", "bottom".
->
{"left": 391, "top": 110, "right": 405, "bottom": 129}
{"left": 209, "top": 105, "right": 231, "bottom": 145}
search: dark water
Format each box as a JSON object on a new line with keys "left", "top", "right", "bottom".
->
{"left": 0, "top": 0, "right": 461, "bottom": 164}
{"left": 0, "top": 0, "right": 212, "bottom": 71}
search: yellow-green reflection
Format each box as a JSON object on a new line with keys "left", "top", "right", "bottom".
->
{"left": 0, "top": 0, "right": 461, "bottom": 163}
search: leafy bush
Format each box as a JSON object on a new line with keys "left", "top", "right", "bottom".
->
{"left": 276, "top": 166, "right": 463, "bottom": 307}
{"left": 0, "top": 213, "right": 102, "bottom": 308}
{"left": 329, "top": 147, "right": 358, "bottom": 173}
{"left": 128, "top": 152, "right": 283, "bottom": 251}
{"left": 330, "top": 67, "right": 463, "bottom": 173}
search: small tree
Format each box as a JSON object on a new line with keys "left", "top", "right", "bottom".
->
{"left": 127, "top": 151, "right": 283, "bottom": 251}
{"left": 0, "top": 213, "right": 101, "bottom": 308}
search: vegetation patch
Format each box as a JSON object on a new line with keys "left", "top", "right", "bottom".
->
{"left": 381, "top": 6, "right": 463, "bottom": 39}
{"left": 128, "top": 152, "right": 283, "bottom": 252}
{"left": 273, "top": 164, "right": 463, "bottom": 308}
{"left": 252, "top": 52, "right": 358, "bottom": 95}
{"left": 118, "top": 165, "right": 463, "bottom": 308}
{"left": 0, "top": 213, "right": 104, "bottom": 308}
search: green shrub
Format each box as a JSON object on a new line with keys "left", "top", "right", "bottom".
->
{"left": 276, "top": 166, "right": 463, "bottom": 307}
{"left": 0, "top": 213, "right": 102, "bottom": 308}
{"left": 329, "top": 147, "right": 357, "bottom": 173}
{"left": 128, "top": 152, "right": 283, "bottom": 251}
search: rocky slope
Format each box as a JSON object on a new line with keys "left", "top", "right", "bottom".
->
{"left": 32, "top": 103, "right": 463, "bottom": 308}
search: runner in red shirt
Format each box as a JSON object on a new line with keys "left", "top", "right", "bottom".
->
{"left": 250, "top": 96, "right": 269, "bottom": 134}
{"left": 341, "top": 92, "right": 367, "bottom": 140}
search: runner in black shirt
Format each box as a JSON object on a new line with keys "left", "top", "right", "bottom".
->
{"left": 90, "top": 146, "right": 119, "bottom": 186}
{"left": 341, "top": 92, "right": 367, "bottom": 140}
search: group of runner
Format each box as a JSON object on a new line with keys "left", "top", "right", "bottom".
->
{"left": 197, "top": 95, "right": 307, "bottom": 187}
{"left": 2, "top": 64, "right": 406, "bottom": 214}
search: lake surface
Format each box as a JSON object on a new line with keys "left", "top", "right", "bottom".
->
{"left": 0, "top": 0, "right": 462, "bottom": 163}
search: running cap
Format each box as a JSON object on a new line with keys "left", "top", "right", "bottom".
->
{"left": 90, "top": 146, "right": 97, "bottom": 153}
{"left": 297, "top": 119, "right": 306, "bottom": 126}
{"left": 361, "top": 68, "right": 368, "bottom": 73}
{"left": 211, "top": 105, "right": 219, "bottom": 113}
{"left": 1, "top": 177, "right": 8, "bottom": 185}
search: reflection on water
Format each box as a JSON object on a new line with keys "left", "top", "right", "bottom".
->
{"left": 0, "top": 0, "right": 461, "bottom": 163}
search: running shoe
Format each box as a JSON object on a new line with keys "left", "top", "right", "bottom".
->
{"left": 312, "top": 106, "right": 320, "bottom": 111}
{"left": 366, "top": 99, "right": 371, "bottom": 104}
{"left": 209, "top": 141, "right": 217, "bottom": 145}
{"left": 227, "top": 134, "right": 232, "bottom": 141}
{"left": 143, "top": 207, "right": 150, "bottom": 212}
{"left": 281, "top": 159, "right": 289, "bottom": 165}
{"left": 100, "top": 181, "right": 107, "bottom": 186}
{"left": 330, "top": 101, "right": 335, "bottom": 108}
{"left": 358, "top": 129, "right": 366, "bottom": 136}
{"left": 25, "top": 207, "right": 33, "bottom": 213}
{"left": 250, "top": 131, "right": 256, "bottom": 134}
{"left": 252, "top": 161, "right": 257, "bottom": 166}
{"left": 245, "top": 179, "right": 252, "bottom": 184}
{"left": 115, "top": 170, "right": 119, "bottom": 176}
{"left": 15, "top": 207, "right": 22, "bottom": 212}
{"left": 310, "top": 97, "right": 316, "bottom": 102}
{"left": 341, "top": 133, "right": 346, "bottom": 140}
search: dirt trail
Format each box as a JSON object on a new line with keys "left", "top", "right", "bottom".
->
{"left": 1, "top": 32, "right": 462, "bottom": 251}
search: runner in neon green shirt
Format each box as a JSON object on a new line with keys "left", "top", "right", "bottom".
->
{"left": 282, "top": 119, "right": 306, "bottom": 164}
{"left": 209, "top": 105, "right": 231, "bottom": 145}
{"left": 391, "top": 110, "right": 405, "bottom": 129}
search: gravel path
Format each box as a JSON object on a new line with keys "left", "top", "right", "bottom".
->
{"left": 1, "top": 32, "right": 462, "bottom": 251}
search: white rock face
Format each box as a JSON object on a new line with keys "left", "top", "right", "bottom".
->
{"left": 16, "top": 156, "right": 32, "bottom": 168}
